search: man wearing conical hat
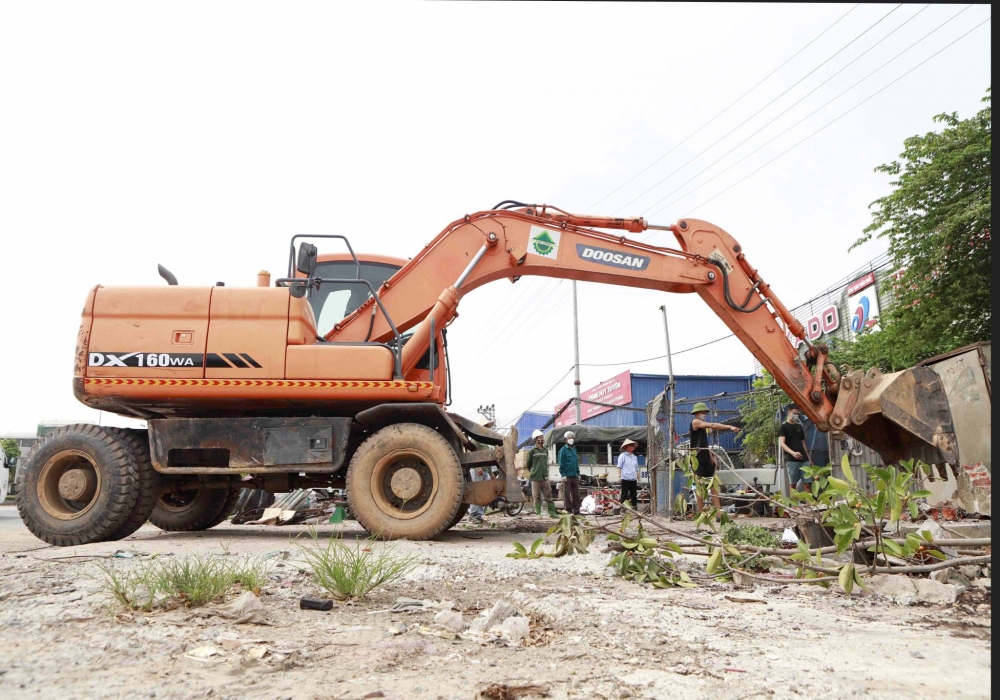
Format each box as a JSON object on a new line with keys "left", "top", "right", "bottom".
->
{"left": 617, "top": 438, "right": 641, "bottom": 510}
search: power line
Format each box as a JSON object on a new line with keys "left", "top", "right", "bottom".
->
{"left": 579, "top": 333, "right": 738, "bottom": 368}
{"left": 586, "top": 4, "right": 861, "bottom": 212}
{"left": 467, "top": 276, "right": 565, "bottom": 354}
{"left": 668, "top": 13, "right": 991, "bottom": 219}
{"left": 472, "top": 279, "right": 571, "bottom": 370}
{"left": 461, "top": 7, "right": 867, "bottom": 360}
{"left": 485, "top": 7, "right": 928, "bottom": 367}
{"left": 638, "top": 3, "right": 939, "bottom": 216}
{"left": 498, "top": 365, "right": 574, "bottom": 428}
{"left": 613, "top": 4, "right": 904, "bottom": 215}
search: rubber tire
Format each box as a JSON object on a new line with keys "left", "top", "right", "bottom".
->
{"left": 202, "top": 487, "right": 245, "bottom": 529}
{"left": 16, "top": 424, "right": 138, "bottom": 546}
{"left": 447, "top": 503, "right": 471, "bottom": 530}
{"left": 347, "top": 423, "right": 463, "bottom": 541}
{"left": 149, "top": 483, "right": 231, "bottom": 532}
{"left": 105, "top": 428, "right": 161, "bottom": 541}
{"left": 503, "top": 501, "right": 524, "bottom": 517}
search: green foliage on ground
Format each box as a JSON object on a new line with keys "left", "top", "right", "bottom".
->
{"left": 721, "top": 522, "right": 781, "bottom": 549}
{"left": 833, "top": 90, "right": 991, "bottom": 371}
{"left": 299, "top": 531, "right": 416, "bottom": 601}
{"left": 507, "top": 514, "right": 595, "bottom": 558}
{"left": 774, "top": 455, "right": 943, "bottom": 591}
{"left": 607, "top": 515, "right": 696, "bottom": 588}
{"left": 98, "top": 550, "right": 272, "bottom": 610}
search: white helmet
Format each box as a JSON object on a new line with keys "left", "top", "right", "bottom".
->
{"left": 532, "top": 429, "right": 544, "bottom": 439}
{"left": 564, "top": 431, "right": 575, "bottom": 439}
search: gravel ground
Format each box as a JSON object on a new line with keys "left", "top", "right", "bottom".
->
{"left": 0, "top": 505, "right": 991, "bottom": 700}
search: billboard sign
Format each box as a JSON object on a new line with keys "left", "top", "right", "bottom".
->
{"left": 788, "top": 303, "right": 840, "bottom": 350}
{"left": 848, "top": 284, "right": 880, "bottom": 335}
{"left": 847, "top": 271, "right": 876, "bottom": 296}
{"left": 555, "top": 370, "right": 632, "bottom": 427}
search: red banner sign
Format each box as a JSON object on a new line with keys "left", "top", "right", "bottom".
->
{"left": 847, "top": 272, "right": 876, "bottom": 296}
{"left": 555, "top": 371, "right": 632, "bottom": 427}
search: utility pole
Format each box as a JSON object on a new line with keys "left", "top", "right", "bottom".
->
{"left": 476, "top": 404, "right": 495, "bottom": 425}
{"left": 572, "top": 281, "right": 582, "bottom": 426}
{"left": 658, "top": 305, "right": 676, "bottom": 522}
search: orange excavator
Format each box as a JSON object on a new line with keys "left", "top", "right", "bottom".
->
{"left": 18, "top": 203, "right": 957, "bottom": 545}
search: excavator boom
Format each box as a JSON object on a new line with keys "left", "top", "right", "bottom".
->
{"left": 325, "top": 203, "right": 956, "bottom": 465}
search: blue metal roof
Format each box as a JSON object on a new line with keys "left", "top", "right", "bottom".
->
{"left": 510, "top": 410, "right": 554, "bottom": 441}
{"left": 581, "top": 373, "right": 755, "bottom": 451}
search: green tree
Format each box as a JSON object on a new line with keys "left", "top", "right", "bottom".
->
{"left": 1, "top": 438, "right": 21, "bottom": 461}
{"left": 834, "top": 90, "right": 991, "bottom": 371}
{"left": 737, "top": 372, "right": 788, "bottom": 467}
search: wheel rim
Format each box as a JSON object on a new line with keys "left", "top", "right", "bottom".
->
{"left": 36, "top": 449, "right": 103, "bottom": 521}
{"left": 505, "top": 502, "right": 523, "bottom": 517}
{"left": 157, "top": 489, "right": 201, "bottom": 513}
{"left": 370, "top": 448, "right": 439, "bottom": 521}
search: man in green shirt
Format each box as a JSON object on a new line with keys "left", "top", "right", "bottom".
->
{"left": 526, "top": 430, "right": 557, "bottom": 517}
{"left": 558, "top": 431, "right": 581, "bottom": 515}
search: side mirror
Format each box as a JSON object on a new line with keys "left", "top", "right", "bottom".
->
{"left": 296, "top": 243, "right": 318, "bottom": 277}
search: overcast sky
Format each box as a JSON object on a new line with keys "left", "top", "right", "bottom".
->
{"left": 0, "top": 2, "right": 991, "bottom": 434}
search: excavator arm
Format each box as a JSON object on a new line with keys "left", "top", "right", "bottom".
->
{"left": 325, "top": 203, "right": 957, "bottom": 465}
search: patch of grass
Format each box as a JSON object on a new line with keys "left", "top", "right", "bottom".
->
{"left": 298, "top": 531, "right": 416, "bottom": 601}
{"left": 97, "top": 550, "right": 271, "bottom": 610}
{"left": 721, "top": 522, "right": 781, "bottom": 549}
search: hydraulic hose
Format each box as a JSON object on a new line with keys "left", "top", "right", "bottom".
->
{"left": 706, "top": 258, "right": 768, "bottom": 314}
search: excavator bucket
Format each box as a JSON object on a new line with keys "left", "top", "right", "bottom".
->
{"left": 834, "top": 366, "right": 958, "bottom": 466}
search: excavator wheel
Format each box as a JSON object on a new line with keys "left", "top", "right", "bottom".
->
{"left": 149, "top": 481, "right": 233, "bottom": 532}
{"left": 202, "top": 486, "right": 247, "bottom": 529}
{"left": 447, "top": 503, "right": 471, "bottom": 530}
{"left": 16, "top": 424, "right": 138, "bottom": 546}
{"left": 346, "top": 422, "right": 464, "bottom": 540}
{"left": 104, "top": 428, "right": 161, "bottom": 541}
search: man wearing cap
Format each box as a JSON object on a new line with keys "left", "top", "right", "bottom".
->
{"left": 558, "top": 431, "right": 581, "bottom": 515}
{"left": 617, "top": 439, "right": 640, "bottom": 510}
{"left": 690, "top": 402, "right": 740, "bottom": 512}
{"left": 779, "top": 406, "right": 812, "bottom": 493}
{"left": 526, "top": 430, "right": 558, "bottom": 518}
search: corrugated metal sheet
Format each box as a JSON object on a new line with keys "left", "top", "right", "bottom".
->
{"left": 585, "top": 373, "right": 754, "bottom": 452}
{"left": 511, "top": 410, "right": 554, "bottom": 439}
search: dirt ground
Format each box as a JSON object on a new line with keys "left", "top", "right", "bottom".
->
{"left": 0, "top": 503, "right": 991, "bottom": 700}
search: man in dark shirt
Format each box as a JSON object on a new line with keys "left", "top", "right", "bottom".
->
{"left": 690, "top": 402, "right": 740, "bottom": 512}
{"left": 779, "top": 406, "right": 812, "bottom": 492}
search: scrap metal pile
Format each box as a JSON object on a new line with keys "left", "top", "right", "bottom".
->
{"left": 231, "top": 488, "right": 349, "bottom": 526}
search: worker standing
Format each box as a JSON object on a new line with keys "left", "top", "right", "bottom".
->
{"left": 617, "top": 438, "right": 640, "bottom": 510}
{"left": 779, "top": 406, "right": 812, "bottom": 492}
{"left": 690, "top": 402, "right": 740, "bottom": 512}
{"left": 526, "top": 430, "right": 558, "bottom": 518}
{"left": 468, "top": 467, "right": 487, "bottom": 523}
{"left": 558, "top": 431, "right": 581, "bottom": 515}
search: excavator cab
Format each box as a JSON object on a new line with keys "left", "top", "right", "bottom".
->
{"left": 283, "top": 236, "right": 406, "bottom": 336}
{"left": 309, "top": 256, "right": 402, "bottom": 336}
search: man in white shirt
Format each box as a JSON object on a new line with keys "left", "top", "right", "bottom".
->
{"left": 617, "top": 439, "right": 640, "bottom": 510}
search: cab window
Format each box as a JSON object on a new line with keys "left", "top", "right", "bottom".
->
{"left": 309, "top": 261, "right": 400, "bottom": 336}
